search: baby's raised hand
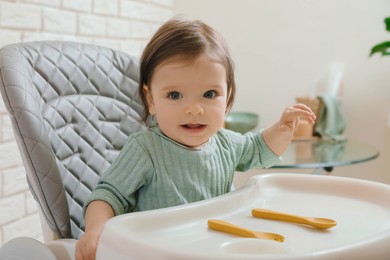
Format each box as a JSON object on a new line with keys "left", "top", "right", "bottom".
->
{"left": 278, "top": 103, "right": 316, "bottom": 132}
{"left": 262, "top": 103, "right": 317, "bottom": 156}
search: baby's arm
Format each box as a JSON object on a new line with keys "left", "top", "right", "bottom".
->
{"left": 75, "top": 200, "right": 115, "bottom": 260}
{"left": 262, "top": 103, "right": 316, "bottom": 156}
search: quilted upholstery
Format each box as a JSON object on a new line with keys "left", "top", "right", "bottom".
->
{"left": 0, "top": 41, "right": 145, "bottom": 239}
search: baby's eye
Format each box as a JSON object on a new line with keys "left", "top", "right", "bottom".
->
{"left": 167, "top": 91, "right": 182, "bottom": 100}
{"left": 203, "top": 90, "right": 217, "bottom": 99}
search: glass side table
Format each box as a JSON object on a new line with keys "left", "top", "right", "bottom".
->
{"left": 272, "top": 139, "right": 380, "bottom": 174}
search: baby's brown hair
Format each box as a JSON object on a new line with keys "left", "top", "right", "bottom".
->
{"left": 139, "top": 16, "right": 236, "bottom": 124}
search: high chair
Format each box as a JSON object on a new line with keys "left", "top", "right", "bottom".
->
{"left": 0, "top": 41, "right": 145, "bottom": 259}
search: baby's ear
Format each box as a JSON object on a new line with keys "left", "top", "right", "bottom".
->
{"left": 143, "top": 85, "right": 156, "bottom": 115}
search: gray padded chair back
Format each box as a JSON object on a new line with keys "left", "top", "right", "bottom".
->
{"left": 0, "top": 41, "right": 145, "bottom": 239}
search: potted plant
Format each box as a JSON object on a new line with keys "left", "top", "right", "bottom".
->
{"left": 370, "top": 17, "right": 390, "bottom": 56}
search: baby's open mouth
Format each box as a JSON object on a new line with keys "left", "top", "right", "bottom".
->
{"left": 182, "top": 124, "right": 206, "bottom": 129}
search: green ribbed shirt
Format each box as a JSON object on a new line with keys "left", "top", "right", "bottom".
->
{"left": 86, "top": 126, "right": 281, "bottom": 216}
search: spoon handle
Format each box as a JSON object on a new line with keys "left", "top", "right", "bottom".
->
{"left": 252, "top": 208, "right": 309, "bottom": 225}
{"left": 208, "top": 219, "right": 257, "bottom": 238}
{"left": 208, "top": 219, "right": 285, "bottom": 242}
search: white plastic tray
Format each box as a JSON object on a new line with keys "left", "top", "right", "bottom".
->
{"left": 97, "top": 173, "right": 390, "bottom": 259}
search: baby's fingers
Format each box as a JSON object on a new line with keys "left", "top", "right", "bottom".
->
{"left": 284, "top": 104, "right": 317, "bottom": 124}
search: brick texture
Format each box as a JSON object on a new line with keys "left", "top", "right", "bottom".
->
{"left": 0, "top": 0, "right": 173, "bottom": 245}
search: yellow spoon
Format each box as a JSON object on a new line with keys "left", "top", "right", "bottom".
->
{"left": 208, "top": 219, "right": 285, "bottom": 242}
{"left": 252, "top": 208, "right": 337, "bottom": 229}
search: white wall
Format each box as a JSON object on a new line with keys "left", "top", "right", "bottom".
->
{"left": 174, "top": 0, "right": 390, "bottom": 184}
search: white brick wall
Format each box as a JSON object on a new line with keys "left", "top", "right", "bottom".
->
{"left": 0, "top": 2, "right": 42, "bottom": 30}
{"left": 43, "top": 9, "right": 78, "bottom": 34}
{"left": 93, "top": 0, "right": 119, "bottom": 16}
{"left": 0, "top": 0, "right": 173, "bottom": 246}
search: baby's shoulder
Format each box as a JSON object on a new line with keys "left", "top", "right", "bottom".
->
{"left": 214, "top": 128, "right": 243, "bottom": 145}
{"left": 216, "top": 128, "right": 261, "bottom": 147}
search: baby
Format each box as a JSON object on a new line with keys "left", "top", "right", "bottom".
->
{"left": 75, "top": 16, "right": 316, "bottom": 260}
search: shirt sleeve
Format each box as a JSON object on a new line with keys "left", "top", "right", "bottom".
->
{"left": 83, "top": 135, "right": 154, "bottom": 216}
{"left": 221, "top": 129, "right": 282, "bottom": 172}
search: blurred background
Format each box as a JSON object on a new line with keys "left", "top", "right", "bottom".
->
{"left": 0, "top": 0, "right": 389, "bottom": 245}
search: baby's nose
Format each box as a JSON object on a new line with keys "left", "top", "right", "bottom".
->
{"left": 185, "top": 102, "right": 204, "bottom": 115}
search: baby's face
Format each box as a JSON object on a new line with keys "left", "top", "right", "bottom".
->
{"left": 144, "top": 55, "right": 228, "bottom": 149}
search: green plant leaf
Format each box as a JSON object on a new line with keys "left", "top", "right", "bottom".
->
{"left": 370, "top": 41, "right": 390, "bottom": 57}
{"left": 385, "top": 17, "right": 390, "bottom": 32}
